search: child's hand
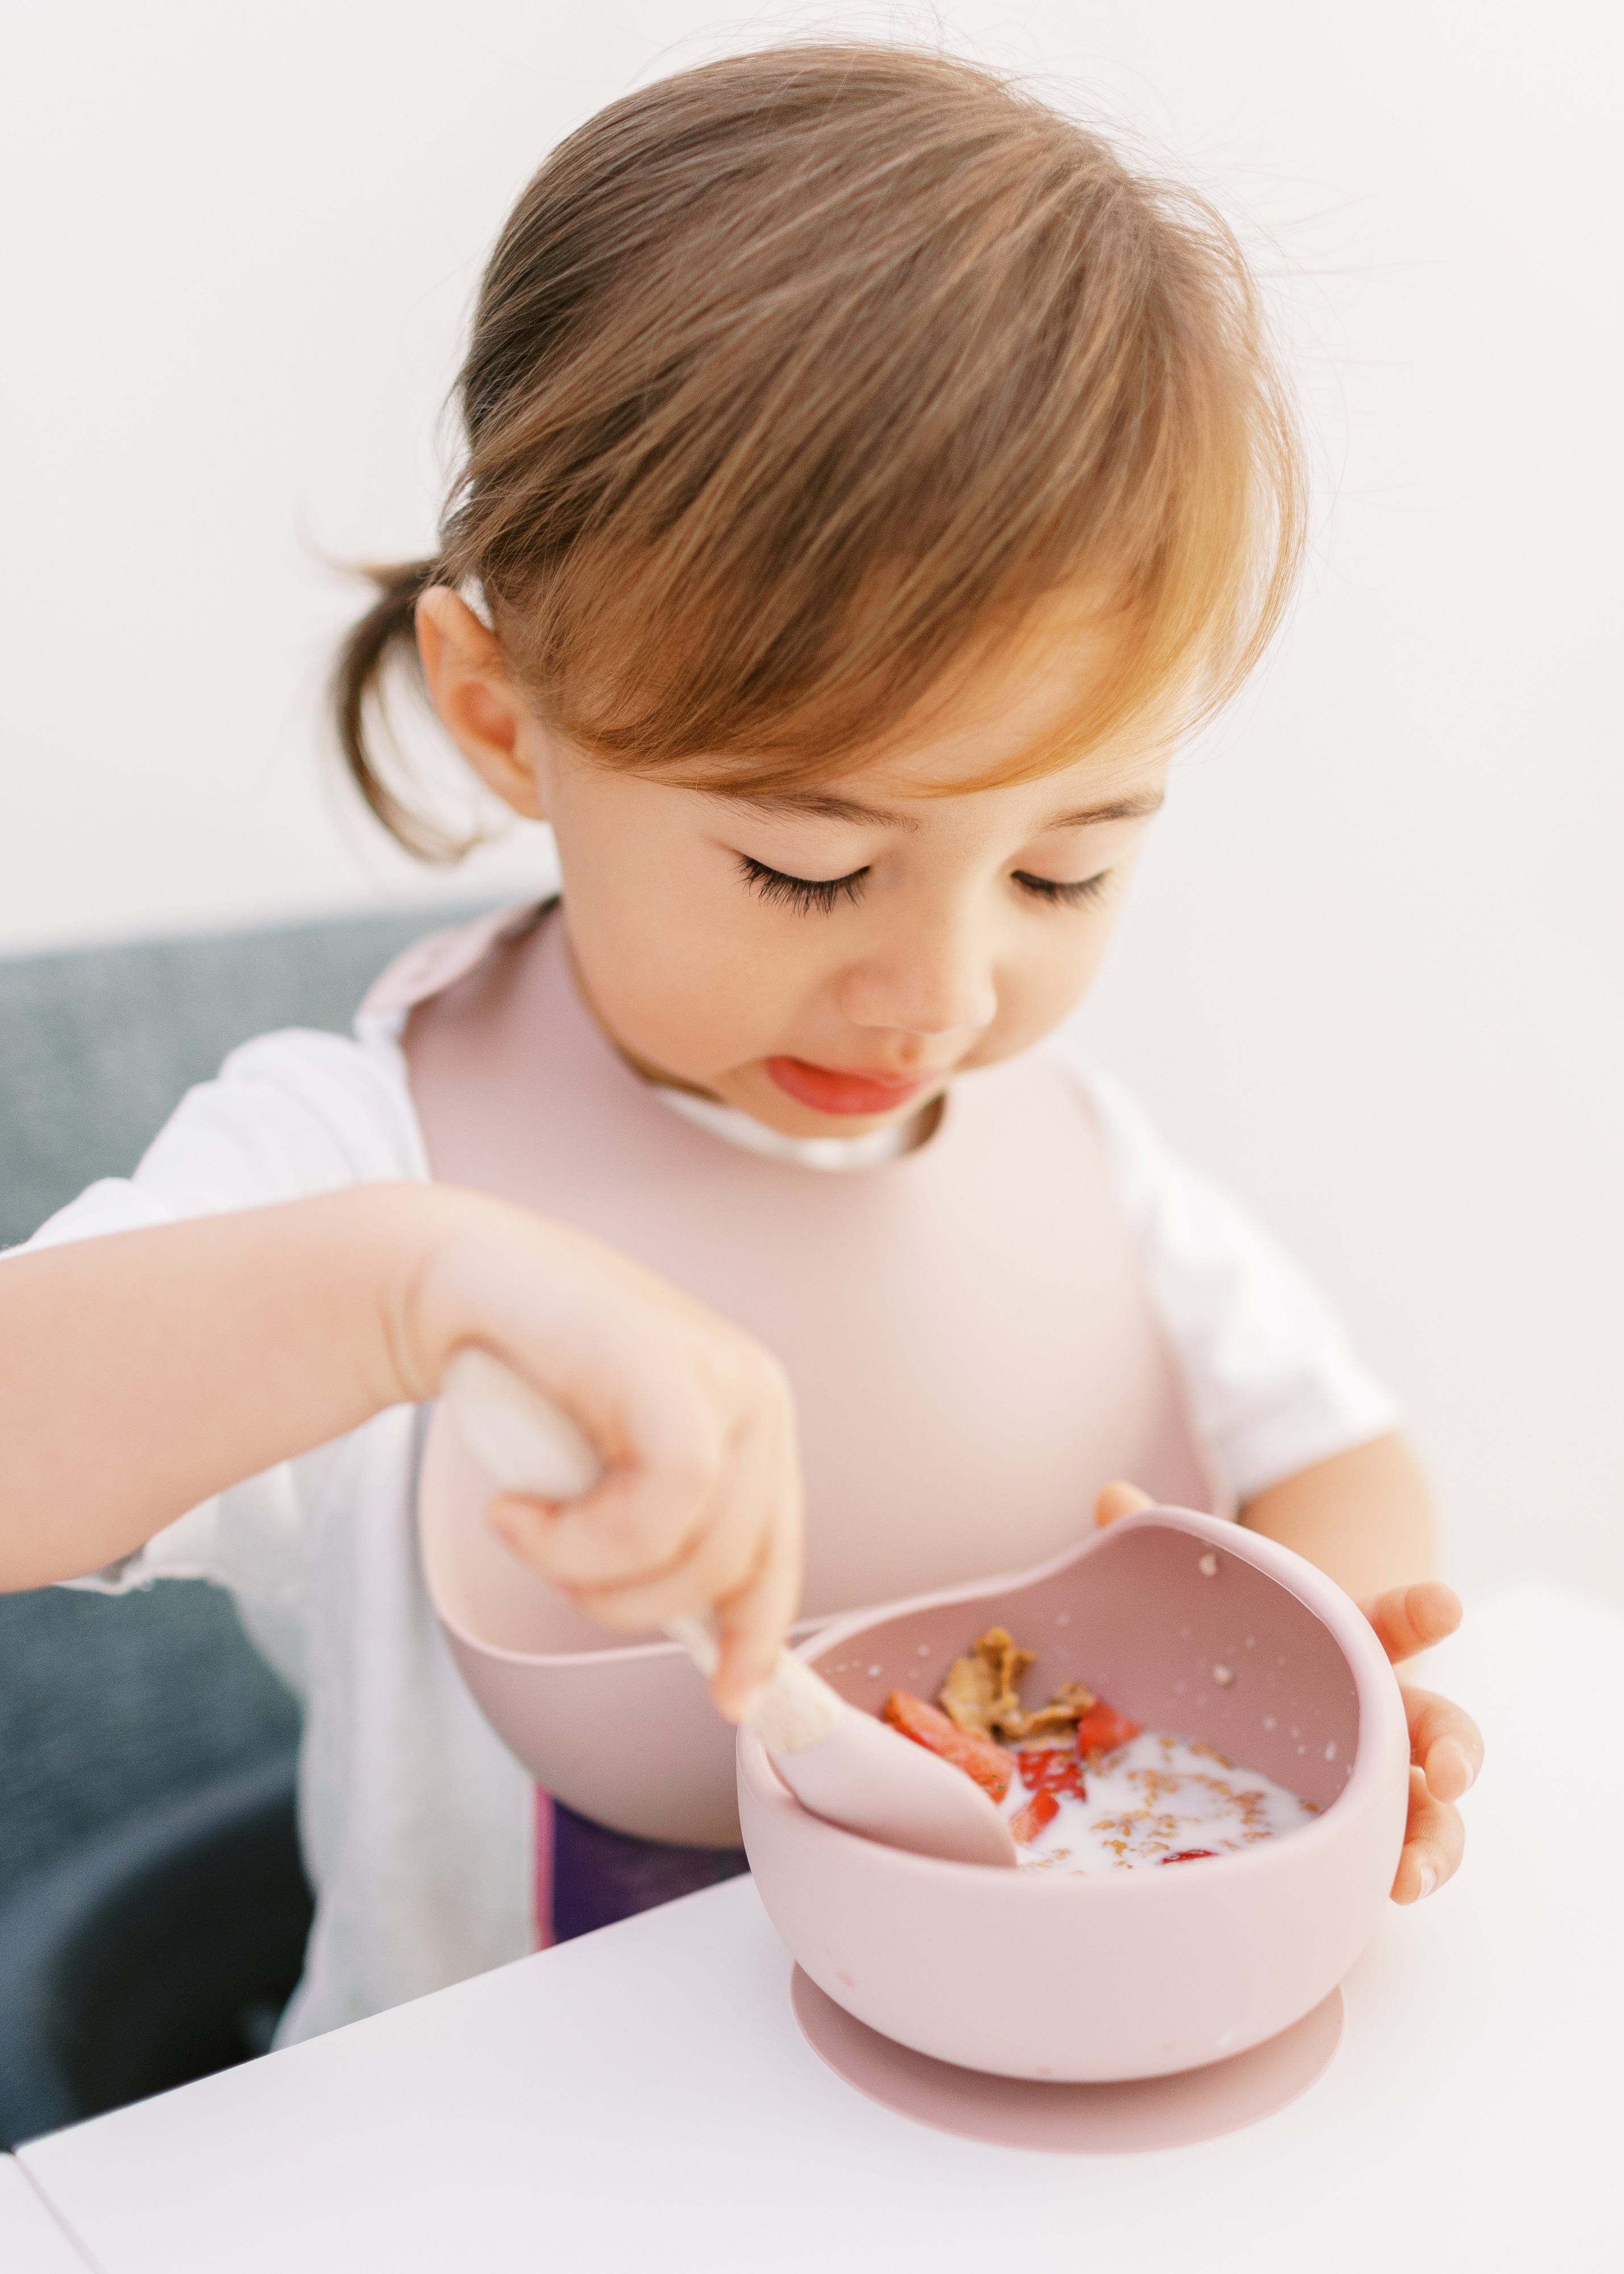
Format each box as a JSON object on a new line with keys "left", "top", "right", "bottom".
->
{"left": 1359, "top": 1581, "right": 1481, "bottom": 1902}
{"left": 0, "top": 1184, "right": 801, "bottom": 1713}
{"left": 1093, "top": 1484, "right": 1482, "bottom": 1902}
{"left": 402, "top": 1192, "right": 804, "bottom": 1719}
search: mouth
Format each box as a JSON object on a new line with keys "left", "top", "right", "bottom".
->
{"left": 764, "top": 1056, "right": 937, "bottom": 1118}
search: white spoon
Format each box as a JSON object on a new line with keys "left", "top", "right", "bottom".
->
{"left": 441, "top": 1347, "right": 1017, "bottom": 1868}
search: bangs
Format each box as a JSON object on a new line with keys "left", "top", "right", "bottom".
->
{"left": 337, "top": 45, "right": 1303, "bottom": 853}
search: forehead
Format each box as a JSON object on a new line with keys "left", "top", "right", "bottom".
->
{"left": 829, "top": 720, "right": 1171, "bottom": 819}
{"left": 679, "top": 590, "right": 1180, "bottom": 819}
{"left": 727, "top": 754, "right": 1166, "bottom": 839}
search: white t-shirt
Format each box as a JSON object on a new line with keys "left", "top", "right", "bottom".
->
{"left": 16, "top": 918, "right": 1398, "bottom": 2043}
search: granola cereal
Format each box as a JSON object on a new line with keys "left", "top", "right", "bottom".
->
{"left": 885, "top": 1617, "right": 1320, "bottom": 1874}
{"left": 937, "top": 1626, "right": 1094, "bottom": 1741}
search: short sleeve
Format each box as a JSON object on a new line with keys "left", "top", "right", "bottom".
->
{"left": 1063, "top": 1058, "right": 1402, "bottom": 1504}
{"left": 11, "top": 1025, "right": 428, "bottom": 1614}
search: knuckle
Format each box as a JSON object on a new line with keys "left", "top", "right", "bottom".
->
{"left": 759, "top": 1350, "right": 795, "bottom": 1409}
{"left": 728, "top": 1338, "right": 792, "bottom": 1412}
{"left": 654, "top": 1466, "right": 717, "bottom": 1537}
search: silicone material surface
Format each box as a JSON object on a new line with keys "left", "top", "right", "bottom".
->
{"left": 772, "top": 1702, "right": 1017, "bottom": 1866}
{"left": 406, "top": 906, "right": 1214, "bottom": 1848}
{"left": 791, "top": 1968, "right": 1345, "bottom": 2152}
{"left": 739, "top": 1507, "right": 1408, "bottom": 2083}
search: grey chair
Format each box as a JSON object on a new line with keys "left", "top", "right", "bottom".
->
{"left": 0, "top": 902, "right": 486, "bottom": 2140}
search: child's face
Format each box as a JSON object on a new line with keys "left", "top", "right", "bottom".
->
{"left": 421, "top": 592, "right": 1169, "bottom": 1137}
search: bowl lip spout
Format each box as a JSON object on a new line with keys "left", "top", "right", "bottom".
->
{"left": 743, "top": 1503, "right": 1407, "bottom": 1883}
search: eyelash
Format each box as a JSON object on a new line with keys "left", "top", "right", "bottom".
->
{"left": 737, "top": 854, "right": 870, "bottom": 914}
{"left": 736, "top": 856, "right": 1112, "bottom": 915}
{"left": 1012, "top": 870, "right": 1112, "bottom": 910}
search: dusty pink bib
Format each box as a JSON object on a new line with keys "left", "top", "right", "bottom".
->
{"left": 392, "top": 906, "right": 1211, "bottom": 1844}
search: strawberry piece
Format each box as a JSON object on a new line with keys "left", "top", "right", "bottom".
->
{"left": 1073, "top": 1702, "right": 1141, "bottom": 1758}
{"left": 881, "top": 1690, "right": 1011, "bottom": 1803}
{"left": 1010, "top": 1788, "right": 1061, "bottom": 1845}
{"left": 1017, "top": 1749, "right": 1087, "bottom": 1800}
{"left": 1161, "top": 1849, "right": 1218, "bottom": 1864}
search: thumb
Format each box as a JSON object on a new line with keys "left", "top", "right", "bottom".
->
{"left": 1095, "top": 1479, "right": 1154, "bottom": 1529}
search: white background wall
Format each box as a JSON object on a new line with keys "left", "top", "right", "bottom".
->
{"left": 3, "top": 2, "right": 1619, "bottom": 1604}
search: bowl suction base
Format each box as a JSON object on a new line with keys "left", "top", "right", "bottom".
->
{"left": 791, "top": 1969, "right": 1343, "bottom": 2155}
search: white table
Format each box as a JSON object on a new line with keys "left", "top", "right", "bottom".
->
{"left": 0, "top": 2156, "right": 93, "bottom": 2270}
{"left": 16, "top": 1586, "right": 1621, "bottom": 2273}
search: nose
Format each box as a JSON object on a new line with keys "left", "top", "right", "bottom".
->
{"left": 838, "top": 912, "right": 999, "bottom": 1043}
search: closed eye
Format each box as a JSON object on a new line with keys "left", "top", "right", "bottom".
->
{"left": 737, "top": 853, "right": 870, "bottom": 914}
{"left": 1013, "top": 870, "right": 1112, "bottom": 910}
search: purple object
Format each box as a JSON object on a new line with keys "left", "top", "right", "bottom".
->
{"left": 548, "top": 1802, "right": 746, "bottom": 1945}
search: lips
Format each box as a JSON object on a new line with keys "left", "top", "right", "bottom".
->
{"left": 765, "top": 1056, "right": 932, "bottom": 1118}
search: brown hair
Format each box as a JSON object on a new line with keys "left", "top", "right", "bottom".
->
{"left": 335, "top": 43, "right": 1303, "bottom": 857}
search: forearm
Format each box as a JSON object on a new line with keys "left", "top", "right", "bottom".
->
{"left": 0, "top": 1176, "right": 805, "bottom": 1706}
{"left": 0, "top": 1186, "right": 446, "bottom": 1591}
{"left": 1239, "top": 1431, "right": 1439, "bottom": 1604}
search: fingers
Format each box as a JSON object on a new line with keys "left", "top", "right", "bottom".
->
{"left": 1391, "top": 1765, "right": 1467, "bottom": 1902}
{"left": 1390, "top": 1683, "right": 1480, "bottom": 1900}
{"left": 488, "top": 1459, "right": 711, "bottom": 1597}
{"left": 1362, "top": 1580, "right": 1462, "bottom": 1666}
{"left": 1402, "top": 1683, "right": 1483, "bottom": 1802}
{"left": 492, "top": 1437, "right": 759, "bottom": 1626}
{"left": 487, "top": 1347, "right": 804, "bottom": 1716}
{"left": 709, "top": 1479, "right": 805, "bottom": 1720}
{"left": 563, "top": 1391, "right": 788, "bottom": 1633}
{"left": 1095, "top": 1479, "right": 1153, "bottom": 1529}
{"left": 491, "top": 1431, "right": 802, "bottom": 1720}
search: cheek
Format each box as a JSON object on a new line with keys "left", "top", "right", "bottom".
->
{"left": 556, "top": 828, "right": 813, "bottom": 1072}
{"left": 990, "top": 916, "right": 1116, "bottom": 1052}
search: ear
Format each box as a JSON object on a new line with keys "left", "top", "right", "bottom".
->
{"left": 415, "top": 587, "right": 547, "bottom": 822}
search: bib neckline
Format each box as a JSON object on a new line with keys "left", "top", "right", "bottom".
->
{"left": 646, "top": 1082, "right": 933, "bottom": 1172}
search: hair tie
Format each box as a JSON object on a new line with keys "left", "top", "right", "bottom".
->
{"left": 456, "top": 575, "right": 494, "bottom": 631}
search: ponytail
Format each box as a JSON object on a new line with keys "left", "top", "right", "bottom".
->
{"left": 330, "top": 557, "right": 460, "bottom": 860}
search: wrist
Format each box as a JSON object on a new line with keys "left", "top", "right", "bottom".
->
{"left": 358, "top": 1180, "right": 575, "bottom": 1411}
{"left": 334, "top": 1180, "right": 487, "bottom": 1410}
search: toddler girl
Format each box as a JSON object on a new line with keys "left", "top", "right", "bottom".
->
{"left": 1, "top": 45, "right": 1479, "bottom": 2043}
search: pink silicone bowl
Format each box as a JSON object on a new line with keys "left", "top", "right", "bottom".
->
{"left": 737, "top": 1506, "right": 1409, "bottom": 2082}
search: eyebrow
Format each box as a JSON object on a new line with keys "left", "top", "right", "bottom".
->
{"left": 722, "top": 792, "right": 923, "bottom": 832}
{"left": 724, "top": 787, "right": 1165, "bottom": 832}
{"left": 1039, "top": 791, "right": 1165, "bottom": 831}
